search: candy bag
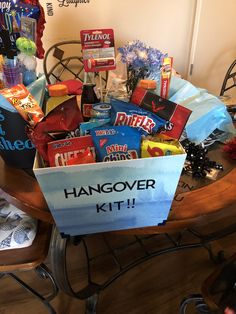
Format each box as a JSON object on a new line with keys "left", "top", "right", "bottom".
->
{"left": 0, "top": 84, "right": 44, "bottom": 127}
{"left": 91, "top": 125, "right": 141, "bottom": 162}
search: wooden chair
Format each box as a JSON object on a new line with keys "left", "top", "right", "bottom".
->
{"left": 220, "top": 59, "right": 236, "bottom": 96}
{"left": 43, "top": 40, "right": 108, "bottom": 87}
{"left": 180, "top": 253, "right": 236, "bottom": 313}
{"left": 43, "top": 40, "right": 84, "bottom": 84}
{"left": 0, "top": 220, "right": 58, "bottom": 313}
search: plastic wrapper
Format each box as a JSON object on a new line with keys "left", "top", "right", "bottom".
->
{"left": 141, "top": 138, "right": 184, "bottom": 158}
{"left": 131, "top": 86, "right": 192, "bottom": 139}
{"left": 91, "top": 125, "right": 141, "bottom": 162}
{"left": 47, "top": 135, "right": 95, "bottom": 167}
{"left": 0, "top": 84, "right": 44, "bottom": 127}
{"left": 110, "top": 98, "right": 166, "bottom": 135}
{"left": 66, "top": 148, "right": 95, "bottom": 166}
{"left": 27, "top": 96, "right": 83, "bottom": 161}
{"left": 80, "top": 118, "right": 110, "bottom": 136}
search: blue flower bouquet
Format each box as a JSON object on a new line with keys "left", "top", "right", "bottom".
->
{"left": 118, "top": 40, "right": 167, "bottom": 94}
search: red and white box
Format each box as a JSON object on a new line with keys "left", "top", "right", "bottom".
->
{"left": 80, "top": 28, "right": 116, "bottom": 72}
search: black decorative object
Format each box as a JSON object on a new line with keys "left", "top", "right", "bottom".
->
{"left": 182, "top": 140, "right": 224, "bottom": 178}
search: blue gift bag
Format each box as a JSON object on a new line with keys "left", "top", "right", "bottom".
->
{"left": 0, "top": 76, "right": 46, "bottom": 169}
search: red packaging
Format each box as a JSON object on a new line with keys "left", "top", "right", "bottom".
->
{"left": 66, "top": 147, "right": 95, "bottom": 166}
{"left": 47, "top": 136, "right": 95, "bottom": 167}
{"left": 27, "top": 96, "right": 83, "bottom": 161}
{"left": 130, "top": 87, "right": 192, "bottom": 140}
{"left": 1, "top": 84, "right": 44, "bottom": 127}
{"left": 160, "top": 57, "right": 173, "bottom": 99}
{"left": 80, "top": 29, "right": 116, "bottom": 72}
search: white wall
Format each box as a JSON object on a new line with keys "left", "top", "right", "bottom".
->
{"left": 188, "top": 0, "right": 236, "bottom": 96}
{"left": 39, "top": 0, "right": 196, "bottom": 77}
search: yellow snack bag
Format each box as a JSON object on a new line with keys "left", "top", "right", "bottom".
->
{"left": 141, "top": 138, "right": 184, "bottom": 158}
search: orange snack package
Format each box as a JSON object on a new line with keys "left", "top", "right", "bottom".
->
{"left": 0, "top": 84, "right": 44, "bottom": 127}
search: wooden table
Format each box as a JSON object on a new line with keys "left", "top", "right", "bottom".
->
{"left": 0, "top": 143, "right": 235, "bottom": 232}
{"left": 0, "top": 143, "right": 235, "bottom": 313}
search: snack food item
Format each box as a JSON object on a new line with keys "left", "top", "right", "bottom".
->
{"left": 110, "top": 98, "right": 166, "bottom": 135}
{"left": 27, "top": 96, "right": 83, "bottom": 161}
{"left": 141, "top": 137, "right": 184, "bottom": 158}
{"left": 80, "top": 118, "right": 110, "bottom": 136}
{"left": 0, "top": 84, "right": 44, "bottom": 127}
{"left": 91, "top": 125, "right": 141, "bottom": 162}
{"left": 47, "top": 135, "right": 95, "bottom": 167}
{"left": 130, "top": 86, "right": 192, "bottom": 139}
{"left": 66, "top": 147, "right": 95, "bottom": 166}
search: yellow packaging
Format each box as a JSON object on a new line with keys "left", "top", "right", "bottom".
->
{"left": 141, "top": 138, "right": 184, "bottom": 158}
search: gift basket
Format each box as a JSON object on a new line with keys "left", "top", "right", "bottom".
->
{"left": 0, "top": 25, "right": 235, "bottom": 235}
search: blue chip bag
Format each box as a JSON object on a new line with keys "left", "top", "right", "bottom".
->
{"left": 91, "top": 126, "right": 141, "bottom": 162}
{"left": 110, "top": 98, "right": 167, "bottom": 135}
{"left": 80, "top": 118, "right": 110, "bottom": 136}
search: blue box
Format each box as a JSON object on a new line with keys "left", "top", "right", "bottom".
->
{"left": 34, "top": 152, "right": 186, "bottom": 236}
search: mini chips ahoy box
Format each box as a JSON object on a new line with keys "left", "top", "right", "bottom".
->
{"left": 33, "top": 144, "right": 186, "bottom": 236}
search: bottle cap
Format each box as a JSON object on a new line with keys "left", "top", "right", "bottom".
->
{"left": 48, "top": 84, "right": 68, "bottom": 97}
{"left": 139, "top": 79, "right": 157, "bottom": 90}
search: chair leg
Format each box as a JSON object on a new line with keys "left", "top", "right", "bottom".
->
{"left": 85, "top": 294, "right": 99, "bottom": 314}
{"left": 35, "top": 263, "right": 59, "bottom": 302}
{"left": 180, "top": 294, "right": 210, "bottom": 314}
{"left": 5, "top": 263, "right": 58, "bottom": 314}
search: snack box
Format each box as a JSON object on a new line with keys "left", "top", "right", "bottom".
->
{"left": 33, "top": 149, "right": 186, "bottom": 236}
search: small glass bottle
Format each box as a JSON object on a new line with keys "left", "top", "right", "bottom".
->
{"left": 81, "top": 83, "right": 100, "bottom": 121}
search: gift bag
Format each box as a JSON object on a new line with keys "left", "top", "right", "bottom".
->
{"left": 0, "top": 76, "right": 46, "bottom": 169}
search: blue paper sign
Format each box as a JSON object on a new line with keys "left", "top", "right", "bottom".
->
{"left": 34, "top": 154, "right": 186, "bottom": 236}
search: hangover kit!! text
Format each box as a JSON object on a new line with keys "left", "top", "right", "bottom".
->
{"left": 64, "top": 179, "right": 156, "bottom": 213}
